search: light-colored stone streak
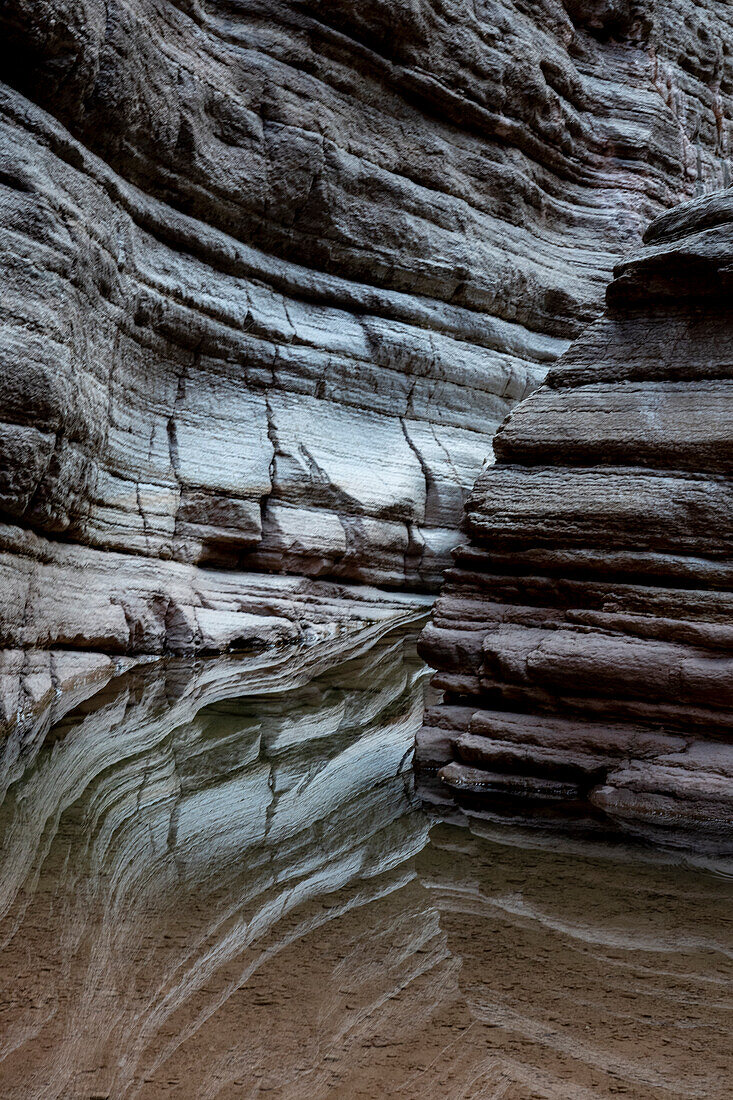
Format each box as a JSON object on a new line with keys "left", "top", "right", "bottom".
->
{"left": 0, "top": 81, "right": 554, "bottom": 591}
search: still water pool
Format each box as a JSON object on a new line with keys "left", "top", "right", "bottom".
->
{"left": 0, "top": 625, "right": 731, "bottom": 1099}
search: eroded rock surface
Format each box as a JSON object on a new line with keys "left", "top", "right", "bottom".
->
{"left": 418, "top": 188, "right": 733, "bottom": 850}
{"left": 2, "top": 0, "right": 733, "bottom": 676}
{"left": 0, "top": 536, "right": 430, "bottom": 744}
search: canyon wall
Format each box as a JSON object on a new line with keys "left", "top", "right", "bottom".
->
{"left": 418, "top": 188, "right": 733, "bottom": 850}
{"left": 2, "top": 0, "right": 733, "bottom": 676}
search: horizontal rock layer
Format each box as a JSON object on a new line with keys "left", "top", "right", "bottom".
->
{"left": 418, "top": 189, "right": 733, "bottom": 850}
{"left": 2, "top": 0, "right": 733, "bottom": 670}
{"left": 0, "top": 520, "right": 430, "bottom": 742}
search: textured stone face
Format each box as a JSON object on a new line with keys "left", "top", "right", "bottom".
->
{"left": 417, "top": 188, "right": 733, "bottom": 850}
{"left": 1, "top": 0, "right": 733, "bottom": 665}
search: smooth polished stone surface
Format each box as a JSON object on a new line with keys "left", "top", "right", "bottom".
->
{"left": 0, "top": 624, "right": 731, "bottom": 1099}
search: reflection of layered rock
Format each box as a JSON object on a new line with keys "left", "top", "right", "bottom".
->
{"left": 144, "top": 821, "right": 731, "bottom": 1100}
{"left": 0, "top": 625, "right": 431, "bottom": 1098}
{"left": 3, "top": 0, "right": 733, "bottom": 661}
{"left": 415, "top": 823, "right": 733, "bottom": 1099}
{"left": 1, "top": 623, "right": 731, "bottom": 1098}
{"left": 418, "top": 192, "right": 733, "bottom": 851}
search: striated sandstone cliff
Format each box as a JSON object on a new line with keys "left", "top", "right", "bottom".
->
{"left": 418, "top": 188, "right": 733, "bottom": 850}
{"left": 1, "top": 0, "right": 733, "bottom": 680}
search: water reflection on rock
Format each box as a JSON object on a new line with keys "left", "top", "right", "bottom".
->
{"left": 0, "top": 624, "right": 731, "bottom": 1099}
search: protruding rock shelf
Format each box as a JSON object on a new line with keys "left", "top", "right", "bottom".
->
{"left": 418, "top": 190, "right": 733, "bottom": 851}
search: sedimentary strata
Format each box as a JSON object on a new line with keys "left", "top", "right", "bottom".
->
{"left": 418, "top": 189, "right": 733, "bottom": 850}
{"left": 1, "top": 0, "right": 733, "bottom": 676}
{"left": 0, "top": 534, "right": 430, "bottom": 746}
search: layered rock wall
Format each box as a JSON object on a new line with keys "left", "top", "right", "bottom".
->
{"left": 418, "top": 190, "right": 733, "bottom": 849}
{"left": 2, "top": 0, "right": 733, "bottom": 666}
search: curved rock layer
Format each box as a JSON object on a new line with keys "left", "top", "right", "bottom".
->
{"left": 418, "top": 189, "right": 733, "bottom": 850}
{"left": 2, "top": 0, "right": 733, "bottom": 662}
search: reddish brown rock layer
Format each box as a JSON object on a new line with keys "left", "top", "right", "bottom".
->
{"left": 418, "top": 189, "right": 733, "bottom": 849}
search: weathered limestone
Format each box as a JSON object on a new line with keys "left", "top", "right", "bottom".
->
{"left": 418, "top": 189, "right": 733, "bottom": 849}
{"left": 2, "top": 0, "right": 733, "bottom": 680}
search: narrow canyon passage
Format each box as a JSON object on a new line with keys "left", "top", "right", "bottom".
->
{"left": 0, "top": 624, "right": 730, "bottom": 1100}
{"left": 3, "top": 4, "right": 733, "bottom": 1092}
